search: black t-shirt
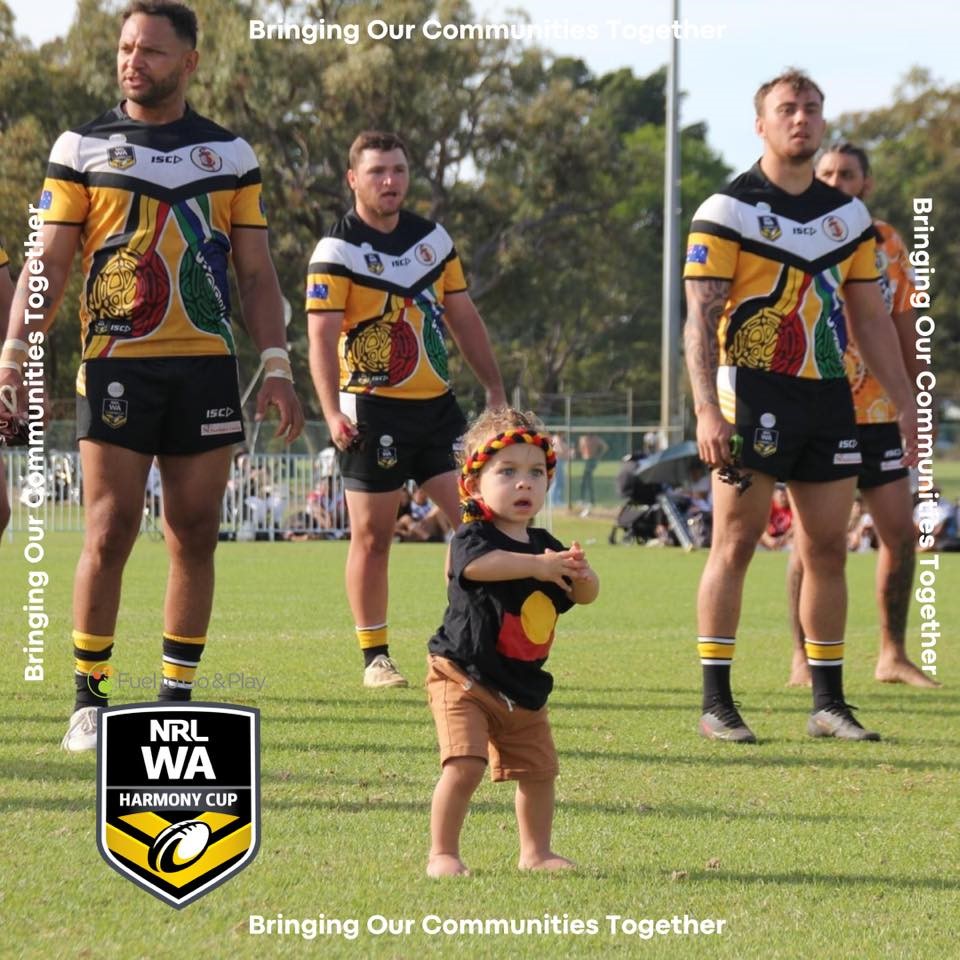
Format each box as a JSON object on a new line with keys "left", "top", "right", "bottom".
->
{"left": 428, "top": 522, "right": 575, "bottom": 709}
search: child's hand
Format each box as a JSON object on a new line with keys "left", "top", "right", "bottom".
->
{"left": 536, "top": 549, "right": 584, "bottom": 591}
{"left": 566, "top": 540, "right": 596, "bottom": 581}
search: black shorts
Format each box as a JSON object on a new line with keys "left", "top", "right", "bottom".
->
{"left": 77, "top": 356, "right": 244, "bottom": 455}
{"left": 721, "top": 367, "right": 860, "bottom": 483}
{"left": 337, "top": 391, "right": 467, "bottom": 493}
{"left": 857, "top": 422, "right": 908, "bottom": 490}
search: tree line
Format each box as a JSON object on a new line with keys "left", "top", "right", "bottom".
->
{"left": 0, "top": 1, "right": 954, "bottom": 416}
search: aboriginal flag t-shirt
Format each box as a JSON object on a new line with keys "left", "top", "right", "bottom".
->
{"left": 429, "top": 522, "right": 575, "bottom": 710}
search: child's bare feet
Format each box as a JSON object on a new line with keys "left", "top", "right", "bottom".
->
{"left": 427, "top": 853, "right": 471, "bottom": 877}
{"left": 518, "top": 852, "right": 575, "bottom": 871}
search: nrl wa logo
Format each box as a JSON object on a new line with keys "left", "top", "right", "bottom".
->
{"left": 97, "top": 703, "right": 260, "bottom": 908}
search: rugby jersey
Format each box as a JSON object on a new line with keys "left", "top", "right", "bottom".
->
{"left": 37, "top": 103, "right": 266, "bottom": 363}
{"left": 845, "top": 220, "right": 916, "bottom": 424}
{"left": 305, "top": 209, "right": 467, "bottom": 400}
{"left": 684, "top": 162, "right": 878, "bottom": 381}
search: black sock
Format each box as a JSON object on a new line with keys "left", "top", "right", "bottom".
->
{"left": 811, "top": 666, "right": 844, "bottom": 711}
{"left": 74, "top": 671, "right": 107, "bottom": 710}
{"left": 363, "top": 645, "right": 389, "bottom": 667}
{"left": 701, "top": 664, "right": 733, "bottom": 712}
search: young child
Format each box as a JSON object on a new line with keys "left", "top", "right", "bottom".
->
{"left": 426, "top": 408, "right": 600, "bottom": 877}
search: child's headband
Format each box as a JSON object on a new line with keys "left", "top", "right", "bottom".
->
{"left": 458, "top": 428, "right": 556, "bottom": 523}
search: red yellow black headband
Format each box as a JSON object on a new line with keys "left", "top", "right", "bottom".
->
{"left": 459, "top": 428, "right": 556, "bottom": 522}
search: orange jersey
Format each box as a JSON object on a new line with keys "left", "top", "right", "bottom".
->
{"left": 37, "top": 104, "right": 267, "bottom": 367}
{"left": 305, "top": 210, "right": 467, "bottom": 401}
{"left": 843, "top": 220, "right": 916, "bottom": 424}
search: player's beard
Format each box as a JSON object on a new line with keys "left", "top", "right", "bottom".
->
{"left": 122, "top": 70, "right": 182, "bottom": 109}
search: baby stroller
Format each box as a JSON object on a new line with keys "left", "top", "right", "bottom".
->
{"left": 609, "top": 444, "right": 706, "bottom": 549}
{"left": 608, "top": 458, "right": 668, "bottom": 545}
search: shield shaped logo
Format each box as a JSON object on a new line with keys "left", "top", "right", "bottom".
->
{"left": 753, "top": 427, "right": 779, "bottom": 458}
{"left": 107, "top": 145, "right": 136, "bottom": 170}
{"left": 97, "top": 703, "right": 260, "bottom": 909}
{"left": 757, "top": 215, "right": 781, "bottom": 241}
{"left": 101, "top": 399, "right": 128, "bottom": 429}
{"left": 364, "top": 253, "right": 384, "bottom": 275}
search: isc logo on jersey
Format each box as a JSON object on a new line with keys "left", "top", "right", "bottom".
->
{"left": 97, "top": 703, "right": 260, "bottom": 908}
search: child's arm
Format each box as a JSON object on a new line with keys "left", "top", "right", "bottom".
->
{"left": 463, "top": 549, "right": 582, "bottom": 591}
{"left": 567, "top": 540, "right": 600, "bottom": 605}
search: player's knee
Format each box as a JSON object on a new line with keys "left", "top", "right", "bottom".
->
{"left": 83, "top": 511, "right": 141, "bottom": 566}
{"left": 165, "top": 511, "right": 220, "bottom": 555}
{"left": 712, "top": 531, "right": 759, "bottom": 569}
{"left": 801, "top": 534, "right": 847, "bottom": 573}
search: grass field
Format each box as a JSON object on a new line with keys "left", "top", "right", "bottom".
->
{"left": 1, "top": 523, "right": 957, "bottom": 959}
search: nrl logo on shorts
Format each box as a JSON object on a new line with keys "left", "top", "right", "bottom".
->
{"left": 101, "top": 398, "right": 128, "bottom": 429}
{"left": 377, "top": 433, "right": 397, "bottom": 469}
{"left": 757, "top": 215, "right": 781, "bottom": 242}
{"left": 107, "top": 145, "right": 136, "bottom": 170}
{"left": 364, "top": 252, "right": 384, "bottom": 275}
{"left": 753, "top": 427, "right": 779, "bottom": 458}
{"left": 97, "top": 703, "right": 261, "bottom": 908}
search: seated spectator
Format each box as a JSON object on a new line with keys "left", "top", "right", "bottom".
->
{"left": 914, "top": 489, "right": 960, "bottom": 552}
{"left": 759, "top": 484, "right": 793, "bottom": 550}
{"left": 395, "top": 485, "right": 452, "bottom": 542}
{"left": 846, "top": 495, "right": 876, "bottom": 552}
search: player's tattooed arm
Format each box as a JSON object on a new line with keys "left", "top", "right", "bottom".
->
{"left": 683, "top": 278, "right": 733, "bottom": 468}
{"left": 683, "top": 278, "right": 729, "bottom": 410}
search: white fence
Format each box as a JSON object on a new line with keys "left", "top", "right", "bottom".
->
{"left": 2, "top": 450, "right": 349, "bottom": 541}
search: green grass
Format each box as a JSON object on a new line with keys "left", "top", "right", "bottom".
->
{"left": 1, "top": 529, "right": 958, "bottom": 959}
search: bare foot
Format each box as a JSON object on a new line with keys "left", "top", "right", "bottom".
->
{"left": 875, "top": 656, "right": 941, "bottom": 688}
{"left": 518, "top": 853, "right": 576, "bottom": 871}
{"left": 426, "top": 853, "right": 471, "bottom": 877}
{"left": 787, "top": 650, "right": 812, "bottom": 687}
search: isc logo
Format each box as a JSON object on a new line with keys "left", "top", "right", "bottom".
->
{"left": 838, "top": 439, "right": 858, "bottom": 449}
{"left": 142, "top": 719, "right": 215, "bottom": 780}
{"left": 151, "top": 155, "right": 183, "bottom": 164}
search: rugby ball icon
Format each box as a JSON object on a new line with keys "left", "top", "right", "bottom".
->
{"left": 148, "top": 820, "right": 212, "bottom": 873}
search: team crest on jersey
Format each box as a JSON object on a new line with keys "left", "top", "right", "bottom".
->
{"left": 190, "top": 145, "right": 223, "bottom": 172}
{"left": 757, "top": 215, "right": 781, "bottom": 242}
{"left": 415, "top": 243, "right": 437, "bottom": 266}
{"left": 822, "top": 215, "right": 849, "bottom": 242}
{"left": 97, "top": 703, "right": 260, "bottom": 909}
{"left": 753, "top": 427, "right": 779, "bottom": 458}
{"left": 101, "top": 399, "right": 128, "bottom": 429}
{"left": 364, "top": 253, "right": 384, "bottom": 275}
{"left": 107, "top": 145, "right": 136, "bottom": 170}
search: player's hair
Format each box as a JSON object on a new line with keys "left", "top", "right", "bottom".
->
{"left": 459, "top": 408, "right": 548, "bottom": 469}
{"left": 121, "top": 1, "right": 198, "bottom": 49}
{"left": 820, "top": 140, "right": 871, "bottom": 177}
{"left": 348, "top": 131, "right": 409, "bottom": 170}
{"left": 753, "top": 68, "right": 824, "bottom": 116}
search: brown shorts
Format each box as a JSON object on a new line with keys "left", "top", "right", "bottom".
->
{"left": 426, "top": 655, "right": 558, "bottom": 783}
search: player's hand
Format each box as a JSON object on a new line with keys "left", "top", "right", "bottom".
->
{"left": 0, "top": 368, "right": 25, "bottom": 416}
{"left": 255, "top": 378, "right": 304, "bottom": 443}
{"left": 897, "top": 401, "right": 919, "bottom": 469}
{"left": 326, "top": 411, "right": 358, "bottom": 451}
{"left": 695, "top": 403, "right": 734, "bottom": 469}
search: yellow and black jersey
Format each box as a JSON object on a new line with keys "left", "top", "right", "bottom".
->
{"left": 0, "top": 240, "right": 8, "bottom": 269}
{"left": 846, "top": 220, "right": 916, "bottom": 424}
{"left": 305, "top": 209, "right": 467, "bottom": 400}
{"left": 38, "top": 103, "right": 267, "bottom": 363}
{"left": 684, "top": 163, "right": 878, "bottom": 381}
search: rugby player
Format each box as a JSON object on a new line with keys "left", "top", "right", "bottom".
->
{"left": 0, "top": 1, "right": 303, "bottom": 751}
{"left": 306, "top": 131, "right": 505, "bottom": 688}
{"left": 683, "top": 70, "right": 918, "bottom": 743}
